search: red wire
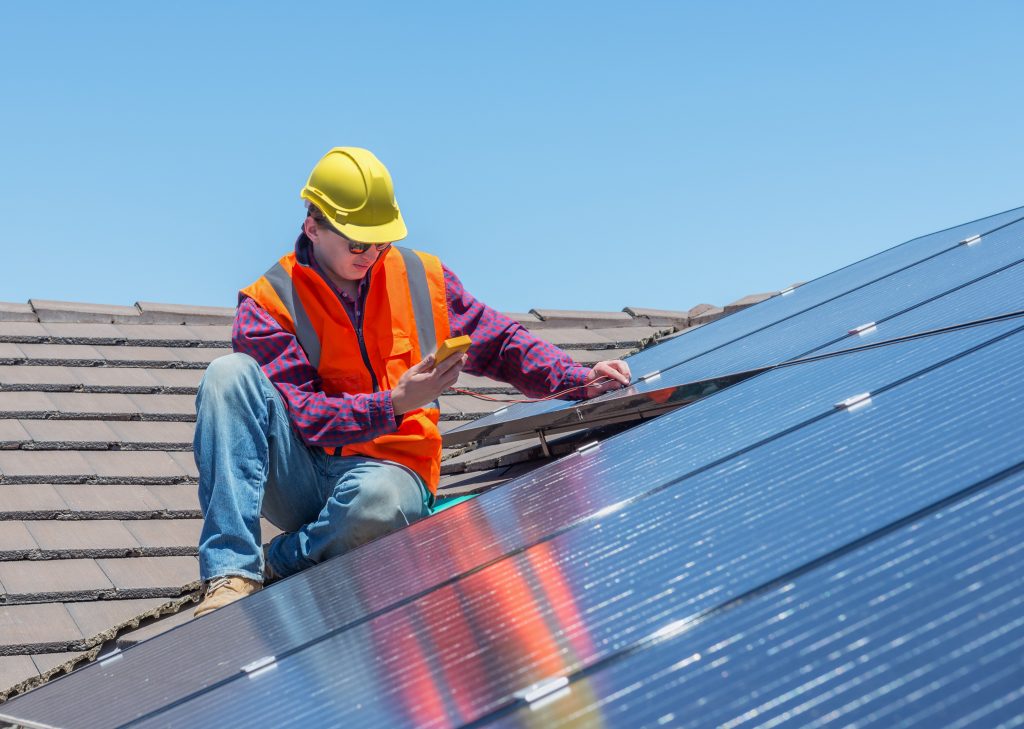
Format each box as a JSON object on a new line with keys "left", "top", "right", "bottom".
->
{"left": 450, "top": 376, "right": 617, "bottom": 404}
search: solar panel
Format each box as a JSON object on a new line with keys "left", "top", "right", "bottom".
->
{"left": 488, "top": 472, "right": 1024, "bottom": 729}
{"left": 6, "top": 310, "right": 1019, "bottom": 728}
{"left": 450, "top": 206, "right": 1024, "bottom": 439}
{"left": 124, "top": 322, "right": 1024, "bottom": 728}
{"left": 450, "top": 214, "right": 1024, "bottom": 445}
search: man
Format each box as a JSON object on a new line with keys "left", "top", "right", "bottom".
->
{"left": 194, "top": 147, "right": 631, "bottom": 617}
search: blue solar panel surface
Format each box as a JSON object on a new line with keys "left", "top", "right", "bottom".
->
{"left": 490, "top": 472, "right": 1024, "bottom": 729}
{"left": 2, "top": 208, "right": 1023, "bottom": 729}
{"left": 451, "top": 206, "right": 1024, "bottom": 437}
{"left": 127, "top": 317, "right": 1024, "bottom": 727}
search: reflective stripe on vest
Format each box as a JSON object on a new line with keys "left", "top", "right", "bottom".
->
{"left": 264, "top": 261, "right": 322, "bottom": 369}
{"left": 395, "top": 246, "right": 437, "bottom": 356}
{"left": 261, "top": 248, "right": 438, "bottom": 370}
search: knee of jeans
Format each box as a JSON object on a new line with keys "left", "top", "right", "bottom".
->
{"left": 198, "top": 353, "right": 261, "bottom": 401}
{"left": 344, "top": 480, "right": 411, "bottom": 546}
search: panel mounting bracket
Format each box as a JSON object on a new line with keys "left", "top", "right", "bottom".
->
{"left": 961, "top": 234, "right": 982, "bottom": 246}
{"left": 834, "top": 392, "right": 872, "bottom": 411}
{"left": 848, "top": 322, "right": 877, "bottom": 336}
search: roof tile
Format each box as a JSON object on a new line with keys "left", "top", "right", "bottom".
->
{"left": 0, "top": 450, "right": 94, "bottom": 480}
{"left": 25, "top": 520, "right": 140, "bottom": 552}
{"left": 148, "top": 484, "right": 200, "bottom": 511}
{"left": 75, "top": 367, "right": 162, "bottom": 390}
{"left": 167, "top": 451, "right": 198, "bottom": 479}
{"left": 80, "top": 451, "right": 189, "bottom": 481}
{"left": 529, "top": 309, "right": 635, "bottom": 328}
{"left": 622, "top": 307, "right": 692, "bottom": 328}
{"left": 0, "top": 322, "right": 49, "bottom": 340}
{"left": 66, "top": 597, "right": 170, "bottom": 637}
{"left": 18, "top": 419, "right": 119, "bottom": 447}
{"left": 16, "top": 343, "right": 105, "bottom": 362}
{"left": 0, "top": 558, "right": 114, "bottom": 597}
{"left": 55, "top": 485, "right": 169, "bottom": 515}
{"left": 113, "top": 324, "right": 205, "bottom": 344}
{"left": 0, "top": 365, "right": 80, "bottom": 388}
{"left": 146, "top": 368, "right": 203, "bottom": 390}
{"left": 0, "top": 604, "right": 83, "bottom": 645}
{"left": 723, "top": 291, "right": 776, "bottom": 314}
{"left": 40, "top": 322, "right": 124, "bottom": 341}
{"left": 0, "top": 419, "right": 32, "bottom": 447}
{"left": 0, "top": 656, "right": 39, "bottom": 690}
{"left": 0, "top": 485, "right": 69, "bottom": 517}
{"left": 126, "top": 393, "right": 196, "bottom": 417}
{"left": 688, "top": 303, "right": 726, "bottom": 326}
{"left": 30, "top": 651, "right": 88, "bottom": 675}
{"left": 0, "top": 342, "right": 26, "bottom": 359}
{"left": 29, "top": 300, "right": 141, "bottom": 324}
{"left": 117, "top": 607, "right": 194, "bottom": 647}
{"left": 45, "top": 392, "right": 139, "bottom": 417}
{"left": 92, "top": 345, "right": 180, "bottom": 363}
{"left": 95, "top": 556, "right": 199, "bottom": 590}
{"left": 0, "top": 302, "right": 37, "bottom": 323}
{"left": 123, "top": 519, "right": 202, "bottom": 549}
{"left": 0, "top": 391, "right": 58, "bottom": 418}
{"left": 105, "top": 421, "right": 195, "bottom": 446}
{"left": 0, "top": 522, "right": 38, "bottom": 552}
{"left": 135, "top": 301, "right": 235, "bottom": 325}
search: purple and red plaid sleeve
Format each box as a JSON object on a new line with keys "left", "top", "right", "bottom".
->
{"left": 444, "top": 266, "right": 592, "bottom": 398}
{"left": 233, "top": 264, "right": 592, "bottom": 448}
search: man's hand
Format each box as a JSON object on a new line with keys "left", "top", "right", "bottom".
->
{"left": 584, "top": 360, "right": 631, "bottom": 398}
{"left": 392, "top": 352, "right": 467, "bottom": 415}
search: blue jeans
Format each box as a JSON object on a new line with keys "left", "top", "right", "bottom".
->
{"left": 194, "top": 353, "right": 432, "bottom": 582}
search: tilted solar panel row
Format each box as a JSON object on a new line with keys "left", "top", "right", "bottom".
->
{"left": 451, "top": 205, "right": 1024, "bottom": 440}
{"left": 6, "top": 305, "right": 1021, "bottom": 727}
{"left": 130, "top": 314, "right": 1024, "bottom": 727}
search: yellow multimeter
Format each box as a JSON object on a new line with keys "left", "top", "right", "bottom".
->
{"left": 433, "top": 335, "right": 472, "bottom": 366}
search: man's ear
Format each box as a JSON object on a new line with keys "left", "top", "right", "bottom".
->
{"left": 303, "top": 216, "right": 320, "bottom": 242}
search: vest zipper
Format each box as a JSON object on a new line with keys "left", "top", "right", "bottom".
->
{"left": 354, "top": 288, "right": 379, "bottom": 393}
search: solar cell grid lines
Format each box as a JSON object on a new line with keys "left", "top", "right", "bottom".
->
{"left": 451, "top": 205, "right": 1024, "bottom": 441}
{"left": 127, "top": 320, "right": 1024, "bottom": 727}
{"left": 5, "top": 309, "right": 1023, "bottom": 727}
{"left": 489, "top": 473, "right": 1024, "bottom": 729}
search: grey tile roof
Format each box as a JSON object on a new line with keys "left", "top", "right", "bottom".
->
{"left": 0, "top": 292, "right": 776, "bottom": 701}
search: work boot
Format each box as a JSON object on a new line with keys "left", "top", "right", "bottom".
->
{"left": 193, "top": 576, "right": 261, "bottom": 618}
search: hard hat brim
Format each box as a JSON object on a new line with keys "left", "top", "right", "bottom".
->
{"left": 324, "top": 210, "right": 408, "bottom": 244}
{"left": 311, "top": 207, "right": 407, "bottom": 244}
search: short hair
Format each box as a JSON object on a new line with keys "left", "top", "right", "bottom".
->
{"left": 306, "top": 203, "right": 329, "bottom": 227}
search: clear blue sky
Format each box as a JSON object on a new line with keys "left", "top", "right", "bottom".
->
{"left": 2, "top": 2, "right": 1022, "bottom": 314}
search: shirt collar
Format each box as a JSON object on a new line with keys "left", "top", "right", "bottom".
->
{"left": 294, "top": 231, "right": 371, "bottom": 303}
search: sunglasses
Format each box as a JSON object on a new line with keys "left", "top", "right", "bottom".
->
{"left": 346, "top": 240, "right": 392, "bottom": 255}
{"left": 313, "top": 218, "right": 392, "bottom": 255}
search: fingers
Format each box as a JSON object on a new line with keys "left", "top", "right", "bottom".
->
{"left": 595, "top": 360, "right": 631, "bottom": 387}
{"left": 433, "top": 351, "right": 465, "bottom": 376}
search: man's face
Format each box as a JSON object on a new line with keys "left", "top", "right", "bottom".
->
{"left": 305, "top": 217, "right": 390, "bottom": 284}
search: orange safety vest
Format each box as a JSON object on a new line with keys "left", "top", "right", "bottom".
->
{"left": 240, "top": 246, "right": 451, "bottom": 492}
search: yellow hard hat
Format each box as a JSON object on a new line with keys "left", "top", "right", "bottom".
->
{"left": 300, "top": 147, "right": 408, "bottom": 244}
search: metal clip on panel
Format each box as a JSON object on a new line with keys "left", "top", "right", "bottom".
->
{"left": 848, "top": 322, "right": 877, "bottom": 336}
{"left": 514, "top": 676, "right": 570, "bottom": 706}
{"left": 834, "top": 392, "right": 872, "bottom": 411}
{"left": 961, "top": 234, "right": 982, "bottom": 246}
{"left": 241, "top": 656, "right": 278, "bottom": 679}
